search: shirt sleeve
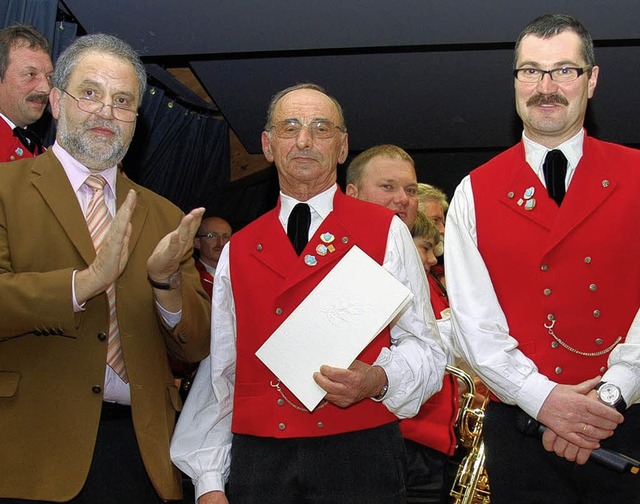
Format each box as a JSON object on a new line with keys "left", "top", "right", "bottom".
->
{"left": 170, "top": 243, "right": 235, "bottom": 499}
{"left": 373, "top": 216, "right": 448, "bottom": 418}
{"left": 604, "top": 307, "right": 640, "bottom": 407}
{"left": 445, "top": 176, "right": 556, "bottom": 419}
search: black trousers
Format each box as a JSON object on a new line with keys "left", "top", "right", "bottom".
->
{"left": 227, "top": 422, "right": 407, "bottom": 504}
{"left": 1, "top": 403, "right": 165, "bottom": 504}
{"left": 404, "top": 439, "right": 452, "bottom": 504}
{"left": 483, "top": 402, "right": 640, "bottom": 504}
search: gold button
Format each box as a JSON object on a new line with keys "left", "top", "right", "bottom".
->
{"left": 278, "top": 423, "right": 286, "bottom": 431}
{"left": 600, "top": 367, "right": 606, "bottom": 373}
{"left": 543, "top": 288, "right": 551, "bottom": 296}
{"left": 316, "top": 422, "right": 324, "bottom": 429}
{"left": 555, "top": 367, "right": 563, "bottom": 375}
{"left": 593, "top": 310, "right": 601, "bottom": 318}
{"left": 589, "top": 284, "right": 597, "bottom": 291}
{"left": 276, "top": 308, "right": 283, "bottom": 315}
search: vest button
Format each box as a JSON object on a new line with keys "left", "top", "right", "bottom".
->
{"left": 551, "top": 341, "right": 559, "bottom": 349}
{"left": 589, "top": 284, "right": 597, "bottom": 292}
{"left": 540, "top": 264, "right": 549, "bottom": 271}
{"left": 584, "top": 256, "right": 592, "bottom": 264}
{"left": 341, "top": 236, "right": 349, "bottom": 244}
{"left": 507, "top": 191, "right": 515, "bottom": 199}
{"left": 543, "top": 288, "right": 552, "bottom": 296}
{"left": 547, "top": 313, "right": 555, "bottom": 321}
{"left": 278, "top": 423, "right": 286, "bottom": 431}
{"left": 600, "top": 367, "right": 607, "bottom": 373}
{"left": 593, "top": 310, "right": 601, "bottom": 318}
{"left": 316, "top": 422, "right": 324, "bottom": 429}
{"left": 275, "top": 308, "right": 283, "bottom": 315}
{"left": 256, "top": 244, "right": 263, "bottom": 251}
{"left": 555, "top": 367, "right": 563, "bottom": 375}
{"left": 91, "top": 385, "right": 102, "bottom": 394}
{"left": 97, "top": 332, "right": 107, "bottom": 342}
{"left": 277, "top": 399, "right": 285, "bottom": 406}
{"left": 602, "top": 180, "right": 610, "bottom": 188}
{"left": 595, "top": 338, "right": 603, "bottom": 346}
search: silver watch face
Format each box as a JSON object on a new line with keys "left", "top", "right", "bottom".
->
{"left": 598, "top": 383, "right": 621, "bottom": 405}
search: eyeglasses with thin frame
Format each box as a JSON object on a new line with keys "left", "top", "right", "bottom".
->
{"left": 196, "top": 232, "right": 231, "bottom": 242}
{"left": 513, "top": 66, "right": 592, "bottom": 83}
{"left": 59, "top": 88, "right": 138, "bottom": 123}
{"left": 269, "top": 119, "right": 345, "bottom": 139}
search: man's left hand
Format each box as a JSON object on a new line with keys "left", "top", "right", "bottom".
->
{"left": 314, "top": 361, "right": 387, "bottom": 408}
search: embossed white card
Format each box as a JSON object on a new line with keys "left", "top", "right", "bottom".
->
{"left": 255, "top": 245, "right": 413, "bottom": 411}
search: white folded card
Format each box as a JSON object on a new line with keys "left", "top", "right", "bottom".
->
{"left": 255, "top": 245, "right": 413, "bottom": 411}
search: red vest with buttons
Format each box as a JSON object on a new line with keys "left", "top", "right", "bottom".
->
{"left": 229, "top": 189, "right": 398, "bottom": 438}
{"left": 400, "top": 274, "right": 458, "bottom": 455}
{"left": 471, "top": 136, "right": 640, "bottom": 385}
{"left": 0, "top": 120, "right": 37, "bottom": 163}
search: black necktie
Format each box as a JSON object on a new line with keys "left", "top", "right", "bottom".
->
{"left": 543, "top": 149, "right": 567, "bottom": 206}
{"left": 287, "top": 203, "right": 310, "bottom": 256}
{"left": 13, "top": 127, "right": 43, "bottom": 155}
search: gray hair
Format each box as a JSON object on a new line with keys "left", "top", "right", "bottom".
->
{"left": 52, "top": 33, "right": 147, "bottom": 102}
{"left": 264, "top": 83, "right": 346, "bottom": 132}
{"left": 514, "top": 13, "right": 596, "bottom": 69}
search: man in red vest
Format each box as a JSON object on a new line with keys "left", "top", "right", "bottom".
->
{"left": 193, "top": 216, "right": 232, "bottom": 299}
{"left": 0, "top": 24, "right": 52, "bottom": 162}
{"left": 446, "top": 13, "right": 640, "bottom": 503}
{"left": 171, "top": 83, "right": 447, "bottom": 504}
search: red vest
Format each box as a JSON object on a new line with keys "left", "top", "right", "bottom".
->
{"left": 194, "top": 259, "right": 213, "bottom": 299}
{"left": 0, "top": 120, "right": 37, "bottom": 163}
{"left": 471, "top": 136, "right": 640, "bottom": 385}
{"left": 229, "top": 190, "right": 398, "bottom": 438}
{"left": 400, "top": 274, "right": 458, "bottom": 455}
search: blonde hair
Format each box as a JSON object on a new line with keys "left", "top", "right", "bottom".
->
{"left": 346, "top": 144, "right": 414, "bottom": 187}
{"left": 417, "top": 183, "right": 448, "bottom": 214}
{"left": 412, "top": 211, "right": 443, "bottom": 256}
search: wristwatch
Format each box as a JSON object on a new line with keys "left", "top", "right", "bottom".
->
{"left": 594, "top": 381, "right": 627, "bottom": 413}
{"left": 147, "top": 270, "right": 182, "bottom": 290}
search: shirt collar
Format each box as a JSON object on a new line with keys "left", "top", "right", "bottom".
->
{"left": 0, "top": 112, "right": 17, "bottom": 130}
{"left": 279, "top": 184, "right": 337, "bottom": 225}
{"left": 523, "top": 128, "right": 584, "bottom": 178}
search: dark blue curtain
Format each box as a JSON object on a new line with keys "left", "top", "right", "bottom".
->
{"left": 123, "top": 86, "right": 230, "bottom": 215}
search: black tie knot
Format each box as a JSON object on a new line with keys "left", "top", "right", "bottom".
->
{"left": 287, "top": 203, "right": 311, "bottom": 256}
{"left": 13, "top": 127, "right": 43, "bottom": 155}
{"left": 543, "top": 149, "right": 567, "bottom": 206}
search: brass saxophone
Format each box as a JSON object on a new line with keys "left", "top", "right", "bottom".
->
{"left": 447, "top": 365, "right": 491, "bottom": 504}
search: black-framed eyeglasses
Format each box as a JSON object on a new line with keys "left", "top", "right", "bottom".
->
{"left": 59, "top": 88, "right": 138, "bottom": 123}
{"left": 196, "top": 232, "right": 231, "bottom": 242}
{"left": 269, "top": 119, "right": 345, "bottom": 139}
{"left": 513, "top": 66, "right": 592, "bottom": 83}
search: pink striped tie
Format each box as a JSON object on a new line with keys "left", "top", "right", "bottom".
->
{"left": 84, "top": 175, "right": 128, "bottom": 382}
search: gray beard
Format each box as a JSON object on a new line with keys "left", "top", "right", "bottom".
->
{"left": 57, "top": 114, "right": 131, "bottom": 172}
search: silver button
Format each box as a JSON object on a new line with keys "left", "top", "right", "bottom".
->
{"left": 602, "top": 180, "right": 610, "bottom": 188}
{"left": 507, "top": 191, "right": 515, "bottom": 199}
{"left": 540, "top": 264, "right": 549, "bottom": 271}
{"left": 547, "top": 313, "right": 555, "bottom": 321}
{"left": 551, "top": 341, "right": 559, "bottom": 349}
{"left": 600, "top": 367, "right": 606, "bottom": 373}
{"left": 589, "top": 284, "right": 597, "bottom": 292}
{"left": 278, "top": 423, "right": 286, "bottom": 431}
{"left": 595, "top": 338, "right": 603, "bottom": 346}
{"left": 593, "top": 310, "right": 601, "bottom": 318}
{"left": 584, "top": 256, "right": 592, "bottom": 264}
{"left": 555, "top": 367, "right": 563, "bottom": 375}
{"left": 275, "top": 308, "right": 283, "bottom": 315}
{"left": 256, "top": 244, "right": 263, "bottom": 251}
{"left": 341, "top": 237, "right": 348, "bottom": 244}
{"left": 277, "top": 399, "right": 285, "bottom": 406}
{"left": 543, "top": 288, "right": 552, "bottom": 296}
{"left": 316, "top": 422, "right": 324, "bottom": 429}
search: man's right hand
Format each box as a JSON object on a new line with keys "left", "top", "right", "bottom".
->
{"left": 75, "top": 189, "right": 137, "bottom": 304}
{"left": 198, "top": 490, "right": 228, "bottom": 504}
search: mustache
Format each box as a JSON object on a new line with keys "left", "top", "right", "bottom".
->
{"left": 26, "top": 93, "right": 49, "bottom": 104}
{"left": 526, "top": 93, "right": 569, "bottom": 107}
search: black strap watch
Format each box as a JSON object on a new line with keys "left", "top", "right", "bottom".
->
{"left": 147, "top": 270, "right": 182, "bottom": 290}
{"left": 595, "top": 381, "right": 627, "bottom": 413}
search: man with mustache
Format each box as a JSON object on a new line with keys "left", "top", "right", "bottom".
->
{"left": 171, "top": 83, "right": 446, "bottom": 504}
{"left": 0, "top": 24, "right": 52, "bottom": 161}
{"left": 446, "top": 13, "right": 640, "bottom": 503}
{"left": 0, "top": 34, "right": 211, "bottom": 503}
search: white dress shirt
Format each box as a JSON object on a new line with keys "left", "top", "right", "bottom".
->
{"left": 170, "top": 184, "right": 446, "bottom": 499}
{"left": 445, "top": 130, "right": 640, "bottom": 420}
